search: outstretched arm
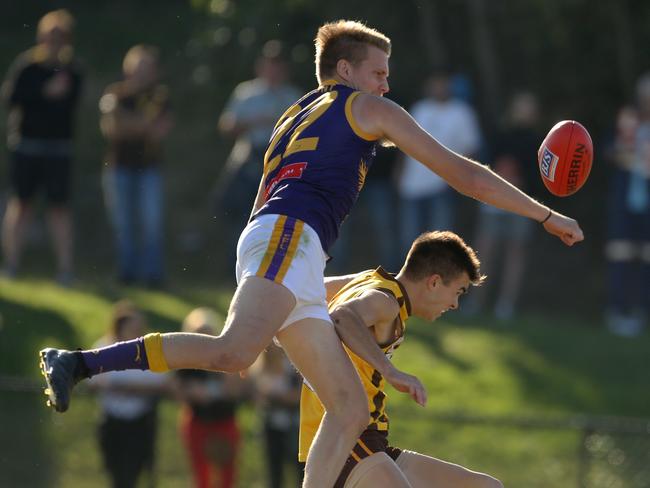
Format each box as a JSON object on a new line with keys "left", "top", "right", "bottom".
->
{"left": 353, "top": 94, "right": 584, "bottom": 246}
{"left": 330, "top": 291, "right": 427, "bottom": 406}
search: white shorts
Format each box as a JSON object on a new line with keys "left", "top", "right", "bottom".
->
{"left": 235, "top": 214, "right": 331, "bottom": 331}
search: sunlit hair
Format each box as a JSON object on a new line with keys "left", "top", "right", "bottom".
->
{"left": 402, "top": 230, "right": 485, "bottom": 285}
{"left": 314, "top": 20, "right": 391, "bottom": 84}
{"left": 37, "top": 9, "right": 75, "bottom": 42}
{"left": 182, "top": 307, "right": 221, "bottom": 335}
{"left": 122, "top": 44, "right": 159, "bottom": 75}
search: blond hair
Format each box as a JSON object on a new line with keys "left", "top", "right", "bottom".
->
{"left": 314, "top": 20, "right": 391, "bottom": 84}
{"left": 122, "top": 44, "right": 159, "bottom": 75}
{"left": 182, "top": 307, "right": 221, "bottom": 335}
{"left": 37, "top": 9, "right": 75, "bottom": 42}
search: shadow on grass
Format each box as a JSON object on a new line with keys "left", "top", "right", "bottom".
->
{"left": 515, "top": 328, "right": 648, "bottom": 416}
{"left": 0, "top": 296, "right": 81, "bottom": 487}
{"left": 75, "top": 278, "right": 234, "bottom": 328}
{"left": 468, "top": 314, "right": 650, "bottom": 416}
{"left": 0, "top": 391, "right": 57, "bottom": 487}
{"left": 406, "top": 318, "right": 473, "bottom": 372}
{"left": 0, "top": 296, "right": 82, "bottom": 376}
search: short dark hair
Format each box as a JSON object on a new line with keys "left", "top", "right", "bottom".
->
{"left": 402, "top": 230, "right": 484, "bottom": 285}
{"left": 314, "top": 20, "right": 391, "bottom": 84}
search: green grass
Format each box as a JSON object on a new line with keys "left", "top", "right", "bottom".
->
{"left": 1, "top": 276, "right": 649, "bottom": 487}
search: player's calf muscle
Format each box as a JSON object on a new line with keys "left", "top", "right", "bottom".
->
{"left": 162, "top": 332, "right": 259, "bottom": 372}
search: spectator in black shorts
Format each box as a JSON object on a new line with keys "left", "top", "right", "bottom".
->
{"left": 1, "top": 9, "right": 83, "bottom": 285}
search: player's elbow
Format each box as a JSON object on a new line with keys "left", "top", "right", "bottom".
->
{"left": 330, "top": 305, "right": 366, "bottom": 341}
{"left": 330, "top": 306, "right": 349, "bottom": 335}
{"left": 327, "top": 393, "right": 369, "bottom": 438}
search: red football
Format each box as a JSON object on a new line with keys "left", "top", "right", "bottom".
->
{"left": 537, "top": 120, "right": 593, "bottom": 197}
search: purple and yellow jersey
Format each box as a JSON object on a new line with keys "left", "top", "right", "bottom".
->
{"left": 298, "top": 267, "right": 411, "bottom": 462}
{"left": 253, "top": 80, "right": 378, "bottom": 253}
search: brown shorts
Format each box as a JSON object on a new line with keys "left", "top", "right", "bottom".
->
{"left": 334, "top": 429, "right": 402, "bottom": 488}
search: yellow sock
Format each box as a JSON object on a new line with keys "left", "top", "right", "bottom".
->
{"left": 143, "top": 333, "right": 170, "bottom": 372}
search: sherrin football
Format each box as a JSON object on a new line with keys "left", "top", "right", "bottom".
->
{"left": 538, "top": 120, "right": 593, "bottom": 197}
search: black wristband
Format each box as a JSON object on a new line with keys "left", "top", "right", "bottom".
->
{"left": 540, "top": 208, "right": 552, "bottom": 224}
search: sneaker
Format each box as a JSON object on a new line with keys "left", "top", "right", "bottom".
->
{"left": 39, "top": 348, "right": 89, "bottom": 412}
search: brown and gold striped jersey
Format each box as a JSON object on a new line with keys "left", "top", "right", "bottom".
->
{"left": 298, "top": 267, "right": 411, "bottom": 462}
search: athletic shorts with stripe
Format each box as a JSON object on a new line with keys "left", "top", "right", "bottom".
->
{"left": 334, "top": 429, "right": 402, "bottom": 488}
{"left": 236, "top": 214, "right": 332, "bottom": 331}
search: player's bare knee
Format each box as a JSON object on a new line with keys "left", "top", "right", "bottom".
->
{"left": 351, "top": 401, "right": 370, "bottom": 432}
{"left": 206, "top": 349, "right": 255, "bottom": 373}
{"left": 206, "top": 330, "right": 263, "bottom": 372}
{"left": 215, "top": 351, "right": 257, "bottom": 373}
{"left": 337, "top": 410, "right": 368, "bottom": 441}
{"left": 328, "top": 393, "right": 368, "bottom": 435}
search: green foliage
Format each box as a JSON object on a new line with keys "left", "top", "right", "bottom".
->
{"left": 1, "top": 279, "right": 649, "bottom": 486}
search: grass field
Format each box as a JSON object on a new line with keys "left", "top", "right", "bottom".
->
{"left": 1, "top": 275, "right": 649, "bottom": 487}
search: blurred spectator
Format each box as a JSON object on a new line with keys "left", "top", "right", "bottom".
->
{"left": 174, "top": 307, "right": 248, "bottom": 488}
{"left": 396, "top": 70, "right": 481, "bottom": 254}
{"left": 465, "top": 91, "right": 542, "bottom": 320}
{"left": 89, "top": 300, "right": 169, "bottom": 488}
{"left": 213, "top": 40, "right": 301, "bottom": 265}
{"left": 99, "top": 45, "right": 172, "bottom": 287}
{"left": 450, "top": 72, "right": 475, "bottom": 104}
{"left": 362, "top": 146, "right": 400, "bottom": 271}
{"left": 248, "top": 344, "right": 303, "bottom": 488}
{"left": 604, "top": 75, "right": 650, "bottom": 336}
{"left": 0, "top": 9, "right": 82, "bottom": 285}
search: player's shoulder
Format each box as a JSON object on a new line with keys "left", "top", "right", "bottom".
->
{"left": 347, "top": 92, "right": 395, "bottom": 141}
{"left": 352, "top": 91, "right": 392, "bottom": 107}
{"left": 352, "top": 92, "right": 405, "bottom": 122}
{"left": 358, "top": 288, "right": 401, "bottom": 321}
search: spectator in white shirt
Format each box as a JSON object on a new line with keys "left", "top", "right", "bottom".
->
{"left": 397, "top": 71, "right": 482, "bottom": 254}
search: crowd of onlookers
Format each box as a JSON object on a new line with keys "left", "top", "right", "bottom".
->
{"left": 1, "top": 7, "right": 649, "bottom": 486}
{"left": 1, "top": 9, "right": 171, "bottom": 288}
{"left": 88, "top": 299, "right": 303, "bottom": 488}
{"left": 3, "top": 9, "right": 649, "bottom": 336}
